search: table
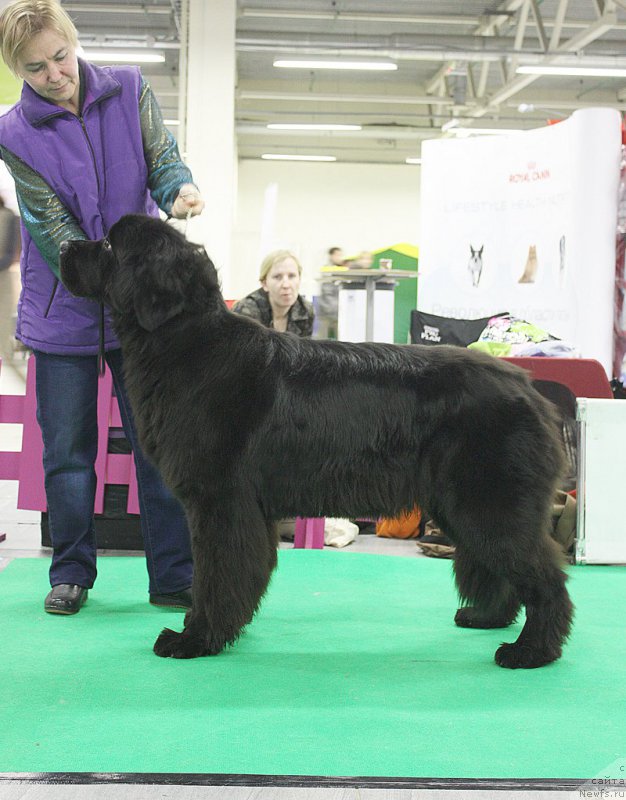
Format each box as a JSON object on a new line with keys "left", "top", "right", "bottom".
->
{"left": 320, "top": 269, "right": 419, "bottom": 342}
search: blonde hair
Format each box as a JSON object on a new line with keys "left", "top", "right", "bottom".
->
{"left": 259, "top": 250, "right": 302, "bottom": 282}
{"left": 0, "top": 0, "right": 78, "bottom": 75}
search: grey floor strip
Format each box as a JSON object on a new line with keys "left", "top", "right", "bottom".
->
{"left": 0, "top": 773, "right": 586, "bottom": 790}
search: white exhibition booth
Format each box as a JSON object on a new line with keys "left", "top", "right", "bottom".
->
{"left": 418, "top": 107, "right": 622, "bottom": 375}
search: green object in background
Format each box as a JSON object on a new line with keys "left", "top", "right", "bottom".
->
{"left": 0, "top": 60, "right": 21, "bottom": 106}
{"left": 469, "top": 341, "right": 513, "bottom": 357}
{"left": 372, "top": 242, "right": 419, "bottom": 343}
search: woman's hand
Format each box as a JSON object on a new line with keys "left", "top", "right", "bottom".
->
{"left": 171, "top": 184, "right": 205, "bottom": 218}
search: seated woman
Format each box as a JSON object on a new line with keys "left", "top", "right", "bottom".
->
{"left": 232, "top": 249, "right": 314, "bottom": 336}
{"left": 233, "top": 250, "right": 315, "bottom": 542}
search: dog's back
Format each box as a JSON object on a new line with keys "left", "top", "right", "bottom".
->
{"left": 242, "top": 335, "right": 563, "bottom": 524}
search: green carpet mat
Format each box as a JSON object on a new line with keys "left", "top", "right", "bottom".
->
{"left": 0, "top": 552, "right": 624, "bottom": 779}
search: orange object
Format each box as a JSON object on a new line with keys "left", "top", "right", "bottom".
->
{"left": 376, "top": 507, "right": 422, "bottom": 539}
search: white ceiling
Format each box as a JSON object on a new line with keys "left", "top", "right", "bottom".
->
{"left": 67, "top": 0, "right": 626, "bottom": 164}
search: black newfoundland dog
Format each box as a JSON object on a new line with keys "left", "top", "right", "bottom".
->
{"left": 60, "top": 214, "right": 573, "bottom": 668}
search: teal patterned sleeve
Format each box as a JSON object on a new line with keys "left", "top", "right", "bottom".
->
{"left": 0, "top": 145, "right": 86, "bottom": 279}
{"left": 139, "top": 77, "right": 196, "bottom": 214}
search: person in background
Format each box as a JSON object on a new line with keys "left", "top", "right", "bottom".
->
{"left": 346, "top": 250, "right": 374, "bottom": 269}
{"left": 232, "top": 249, "right": 314, "bottom": 337}
{"left": 0, "top": 0, "right": 205, "bottom": 616}
{"left": 316, "top": 245, "right": 347, "bottom": 339}
{"left": 0, "top": 194, "right": 20, "bottom": 367}
{"left": 327, "top": 246, "right": 345, "bottom": 267}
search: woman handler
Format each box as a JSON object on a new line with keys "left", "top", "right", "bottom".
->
{"left": 0, "top": 0, "right": 204, "bottom": 615}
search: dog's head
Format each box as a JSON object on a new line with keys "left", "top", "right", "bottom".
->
{"left": 60, "top": 214, "right": 221, "bottom": 332}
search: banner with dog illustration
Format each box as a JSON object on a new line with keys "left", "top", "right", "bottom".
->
{"left": 418, "top": 107, "right": 621, "bottom": 374}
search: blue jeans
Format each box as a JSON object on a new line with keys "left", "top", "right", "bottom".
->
{"left": 33, "top": 349, "right": 193, "bottom": 595}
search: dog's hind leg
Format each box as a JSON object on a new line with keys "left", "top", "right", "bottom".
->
{"left": 454, "top": 551, "right": 520, "bottom": 629}
{"left": 493, "top": 536, "right": 573, "bottom": 669}
{"left": 453, "top": 530, "right": 573, "bottom": 668}
{"left": 442, "top": 494, "right": 573, "bottom": 668}
{"left": 153, "top": 498, "right": 277, "bottom": 659}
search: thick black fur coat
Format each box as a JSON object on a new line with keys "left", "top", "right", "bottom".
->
{"left": 60, "top": 214, "right": 573, "bottom": 668}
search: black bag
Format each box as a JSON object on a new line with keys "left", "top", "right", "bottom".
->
{"left": 410, "top": 310, "right": 508, "bottom": 347}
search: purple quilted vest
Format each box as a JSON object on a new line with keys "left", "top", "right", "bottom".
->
{"left": 0, "top": 60, "right": 159, "bottom": 354}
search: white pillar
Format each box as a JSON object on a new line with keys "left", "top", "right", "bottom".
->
{"left": 180, "top": 0, "right": 237, "bottom": 297}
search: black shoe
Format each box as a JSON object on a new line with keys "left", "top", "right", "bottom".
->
{"left": 44, "top": 584, "right": 88, "bottom": 615}
{"left": 149, "top": 587, "right": 192, "bottom": 609}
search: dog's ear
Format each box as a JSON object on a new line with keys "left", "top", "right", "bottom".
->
{"left": 133, "top": 280, "right": 185, "bottom": 332}
{"left": 131, "top": 235, "right": 190, "bottom": 331}
{"left": 130, "top": 233, "right": 218, "bottom": 332}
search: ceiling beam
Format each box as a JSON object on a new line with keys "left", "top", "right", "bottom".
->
{"left": 238, "top": 9, "right": 480, "bottom": 26}
{"left": 237, "top": 4, "right": 623, "bottom": 33}
{"left": 237, "top": 90, "right": 455, "bottom": 107}
{"left": 507, "top": 0, "right": 532, "bottom": 81}
{"left": 528, "top": 0, "right": 550, "bottom": 51}
{"left": 65, "top": 2, "right": 171, "bottom": 13}
{"left": 548, "top": 0, "right": 571, "bottom": 49}
{"left": 471, "top": 2, "right": 619, "bottom": 114}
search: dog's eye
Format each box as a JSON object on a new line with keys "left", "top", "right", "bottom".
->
{"left": 102, "top": 237, "right": 112, "bottom": 252}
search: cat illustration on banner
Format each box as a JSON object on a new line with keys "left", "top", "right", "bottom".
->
{"left": 468, "top": 244, "right": 484, "bottom": 287}
{"left": 519, "top": 244, "right": 538, "bottom": 283}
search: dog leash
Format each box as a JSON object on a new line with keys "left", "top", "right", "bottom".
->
{"left": 166, "top": 204, "right": 194, "bottom": 236}
{"left": 98, "top": 301, "right": 106, "bottom": 376}
{"left": 164, "top": 212, "right": 192, "bottom": 242}
{"left": 97, "top": 225, "right": 109, "bottom": 376}
{"left": 183, "top": 207, "right": 192, "bottom": 236}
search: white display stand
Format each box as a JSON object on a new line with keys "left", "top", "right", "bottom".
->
{"left": 323, "top": 269, "right": 418, "bottom": 343}
{"left": 338, "top": 286, "right": 394, "bottom": 343}
{"left": 576, "top": 398, "right": 626, "bottom": 564}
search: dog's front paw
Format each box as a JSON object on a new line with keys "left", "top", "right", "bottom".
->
{"left": 495, "top": 641, "right": 560, "bottom": 669}
{"left": 153, "top": 627, "right": 212, "bottom": 659}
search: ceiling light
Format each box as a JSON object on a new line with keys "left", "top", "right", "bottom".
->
{"left": 267, "top": 123, "right": 362, "bottom": 131}
{"left": 273, "top": 59, "right": 397, "bottom": 71}
{"left": 163, "top": 119, "right": 180, "bottom": 126}
{"left": 261, "top": 153, "right": 337, "bottom": 162}
{"left": 81, "top": 51, "right": 165, "bottom": 63}
{"left": 441, "top": 119, "right": 460, "bottom": 132}
{"left": 516, "top": 65, "right": 626, "bottom": 77}
{"left": 405, "top": 158, "right": 422, "bottom": 165}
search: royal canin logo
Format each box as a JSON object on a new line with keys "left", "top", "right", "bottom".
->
{"left": 509, "top": 162, "right": 551, "bottom": 183}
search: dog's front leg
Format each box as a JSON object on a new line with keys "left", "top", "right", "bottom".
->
{"left": 153, "top": 500, "right": 277, "bottom": 659}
